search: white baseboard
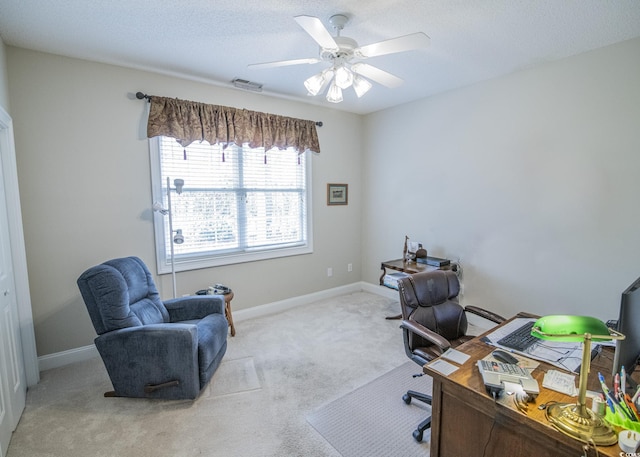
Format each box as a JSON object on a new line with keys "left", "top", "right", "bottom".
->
{"left": 38, "top": 282, "right": 398, "bottom": 372}
{"left": 360, "top": 281, "right": 400, "bottom": 300}
{"left": 233, "top": 282, "right": 368, "bottom": 322}
{"left": 38, "top": 344, "right": 99, "bottom": 372}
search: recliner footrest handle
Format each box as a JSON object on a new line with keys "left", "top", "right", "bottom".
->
{"left": 144, "top": 380, "right": 180, "bottom": 393}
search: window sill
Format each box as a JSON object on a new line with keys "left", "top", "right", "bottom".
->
{"left": 156, "top": 244, "right": 313, "bottom": 274}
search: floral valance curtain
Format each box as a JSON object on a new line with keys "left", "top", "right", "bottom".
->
{"left": 146, "top": 96, "right": 320, "bottom": 154}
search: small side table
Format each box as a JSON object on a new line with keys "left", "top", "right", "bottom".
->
{"left": 222, "top": 291, "right": 236, "bottom": 337}
{"left": 380, "top": 259, "right": 452, "bottom": 319}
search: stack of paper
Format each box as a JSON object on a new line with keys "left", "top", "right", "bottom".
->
{"left": 382, "top": 271, "right": 410, "bottom": 290}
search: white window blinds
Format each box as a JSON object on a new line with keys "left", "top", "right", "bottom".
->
{"left": 151, "top": 136, "right": 312, "bottom": 273}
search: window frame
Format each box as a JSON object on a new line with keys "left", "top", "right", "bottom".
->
{"left": 149, "top": 137, "right": 313, "bottom": 274}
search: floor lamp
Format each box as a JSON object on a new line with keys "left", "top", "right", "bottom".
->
{"left": 531, "top": 315, "right": 625, "bottom": 445}
{"left": 153, "top": 177, "right": 184, "bottom": 299}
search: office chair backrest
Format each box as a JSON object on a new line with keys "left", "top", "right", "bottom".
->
{"left": 78, "top": 256, "right": 169, "bottom": 335}
{"left": 398, "top": 270, "right": 467, "bottom": 342}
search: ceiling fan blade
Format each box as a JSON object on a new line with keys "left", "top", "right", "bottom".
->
{"left": 294, "top": 15, "right": 339, "bottom": 51}
{"left": 356, "top": 32, "right": 430, "bottom": 58}
{"left": 351, "top": 63, "right": 404, "bottom": 88}
{"left": 248, "top": 57, "right": 321, "bottom": 70}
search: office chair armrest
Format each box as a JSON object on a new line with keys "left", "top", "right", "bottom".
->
{"left": 464, "top": 305, "right": 505, "bottom": 324}
{"left": 400, "top": 319, "right": 452, "bottom": 352}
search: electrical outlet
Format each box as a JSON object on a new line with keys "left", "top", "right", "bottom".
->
{"left": 327, "top": 267, "right": 333, "bottom": 277}
{"left": 348, "top": 263, "right": 353, "bottom": 272}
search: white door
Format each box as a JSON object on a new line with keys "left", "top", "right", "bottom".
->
{"left": 0, "top": 127, "right": 26, "bottom": 457}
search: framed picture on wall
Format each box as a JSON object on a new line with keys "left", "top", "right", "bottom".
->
{"left": 327, "top": 183, "right": 348, "bottom": 206}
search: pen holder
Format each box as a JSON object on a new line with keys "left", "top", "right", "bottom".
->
{"left": 605, "top": 408, "right": 640, "bottom": 433}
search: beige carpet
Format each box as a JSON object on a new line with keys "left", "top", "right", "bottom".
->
{"left": 201, "top": 356, "right": 261, "bottom": 399}
{"left": 7, "top": 291, "right": 414, "bottom": 457}
{"left": 307, "top": 361, "right": 432, "bottom": 457}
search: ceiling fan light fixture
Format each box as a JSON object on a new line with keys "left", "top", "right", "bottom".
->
{"left": 352, "top": 75, "right": 372, "bottom": 98}
{"left": 304, "top": 72, "right": 326, "bottom": 96}
{"left": 334, "top": 65, "right": 353, "bottom": 89}
{"left": 305, "top": 68, "right": 334, "bottom": 96}
{"left": 326, "top": 81, "right": 343, "bottom": 103}
{"left": 250, "top": 14, "right": 423, "bottom": 105}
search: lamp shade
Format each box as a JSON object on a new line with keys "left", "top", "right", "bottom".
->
{"left": 326, "top": 81, "right": 343, "bottom": 103}
{"left": 305, "top": 68, "right": 334, "bottom": 96}
{"left": 174, "top": 179, "right": 184, "bottom": 194}
{"left": 334, "top": 65, "right": 353, "bottom": 89}
{"left": 304, "top": 72, "right": 326, "bottom": 96}
{"left": 531, "top": 314, "right": 625, "bottom": 446}
{"left": 531, "top": 315, "right": 615, "bottom": 342}
{"left": 352, "top": 75, "right": 372, "bottom": 98}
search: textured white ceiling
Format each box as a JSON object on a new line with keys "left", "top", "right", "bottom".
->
{"left": 1, "top": 0, "right": 639, "bottom": 114}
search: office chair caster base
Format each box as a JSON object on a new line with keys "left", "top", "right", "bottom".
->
{"left": 412, "top": 416, "right": 432, "bottom": 442}
{"left": 402, "top": 393, "right": 411, "bottom": 404}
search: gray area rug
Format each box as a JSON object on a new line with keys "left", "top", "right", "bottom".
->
{"left": 307, "top": 361, "right": 432, "bottom": 457}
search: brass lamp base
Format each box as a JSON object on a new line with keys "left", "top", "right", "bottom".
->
{"left": 545, "top": 402, "right": 617, "bottom": 446}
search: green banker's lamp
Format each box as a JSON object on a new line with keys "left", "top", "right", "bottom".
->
{"left": 532, "top": 315, "right": 625, "bottom": 446}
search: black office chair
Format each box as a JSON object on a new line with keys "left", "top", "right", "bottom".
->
{"left": 398, "top": 270, "right": 505, "bottom": 441}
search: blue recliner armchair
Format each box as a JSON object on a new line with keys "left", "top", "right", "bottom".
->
{"left": 77, "top": 256, "right": 228, "bottom": 400}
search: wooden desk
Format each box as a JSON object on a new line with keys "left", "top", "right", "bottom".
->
{"left": 379, "top": 258, "right": 450, "bottom": 287}
{"left": 424, "top": 317, "right": 623, "bottom": 457}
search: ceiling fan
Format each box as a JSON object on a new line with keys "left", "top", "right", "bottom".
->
{"left": 248, "top": 14, "right": 430, "bottom": 103}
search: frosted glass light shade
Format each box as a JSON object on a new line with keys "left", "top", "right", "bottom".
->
{"left": 352, "top": 75, "right": 372, "bottom": 98}
{"left": 326, "top": 81, "right": 343, "bottom": 103}
{"left": 304, "top": 69, "right": 334, "bottom": 96}
{"left": 304, "top": 72, "right": 326, "bottom": 96}
{"left": 334, "top": 65, "right": 353, "bottom": 89}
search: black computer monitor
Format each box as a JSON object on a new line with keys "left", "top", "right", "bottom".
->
{"left": 613, "top": 276, "right": 640, "bottom": 385}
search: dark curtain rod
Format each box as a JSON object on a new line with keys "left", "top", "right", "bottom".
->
{"left": 135, "top": 92, "right": 323, "bottom": 127}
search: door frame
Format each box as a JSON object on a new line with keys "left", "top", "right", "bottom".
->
{"left": 0, "top": 106, "right": 38, "bottom": 386}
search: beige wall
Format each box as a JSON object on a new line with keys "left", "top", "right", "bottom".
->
{"left": 6, "top": 48, "right": 363, "bottom": 356}
{"left": 7, "top": 36, "right": 640, "bottom": 358}
{"left": 362, "top": 37, "right": 640, "bottom": 322}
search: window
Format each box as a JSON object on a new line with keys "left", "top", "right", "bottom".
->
{"left": 150, "top": 136, "right": 312, "bottom": 273}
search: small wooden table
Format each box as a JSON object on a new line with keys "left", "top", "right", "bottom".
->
{"left": 423, "top": 315, "right": 629, "bottom": 457}
{"left": 379, "top": 258, "right": 447, "bottom": 286}
{"left": 219, "top": 291, "right": 235, "bottom": 337}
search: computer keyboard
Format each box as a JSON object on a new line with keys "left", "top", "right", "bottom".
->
{"left": 496, "top": 321, "right": 538, "bottom": 352}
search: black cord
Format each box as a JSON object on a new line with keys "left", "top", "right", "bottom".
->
{"left": 481, "top": 418, "right": 497, "bottom": 457}
{"left": 554, "top": 356, "right": 581, "bottom": 372}
{"left": 530, "top": 342, "right": 572, "bottom": 355}
{"left": 481, "top": 391, "right": 499, "bottom": 457}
